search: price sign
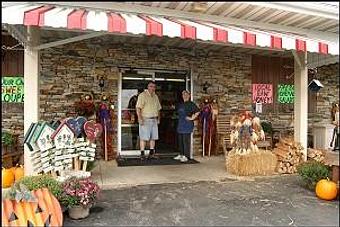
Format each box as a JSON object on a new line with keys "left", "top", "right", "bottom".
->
{"left": 278, "top": 84, "right": 294, "bottom": 104}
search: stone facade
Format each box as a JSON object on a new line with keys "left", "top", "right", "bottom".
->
{"left": 2, "top": 34, "right": 339, "bottom": 158}
{"left": 2, "top": 35, "right": 24, "bottom": 154}
{"left": 309, "top": 63, "right": 339, "bottom": 125}
{"left": 39, "top": 37, "right": 252, "bottom": 157}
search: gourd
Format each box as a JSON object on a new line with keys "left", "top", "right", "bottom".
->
{"left": 14, "top": 165, "right": 24, "bottom": 182}
{"left": 315, "top": 178, "right": 338, "bottom": 201}
{"left": 2, "top": 168, "right": 15, "bottom": 188}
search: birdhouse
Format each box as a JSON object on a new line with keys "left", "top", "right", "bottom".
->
{"left": 24, "top": 122, "right": 42, "bottom": 153}
{"left": 51, "top": 120, "right": 76, "bottom": 149}
{"left": 34, "top": 122, "right": 56, "bottom": 151}
{"left": 308, "top": 79, "right": 324, "bottom": 92}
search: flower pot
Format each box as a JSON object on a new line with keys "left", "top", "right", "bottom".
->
{"left": 68, "top": 206, "right": 90, "bottom": 220}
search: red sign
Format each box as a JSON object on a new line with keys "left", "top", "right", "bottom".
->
{"left": 252, "top": 84, "right": 273, "bottom": 104}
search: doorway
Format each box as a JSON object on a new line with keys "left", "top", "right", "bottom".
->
{"left": 118, "top": 67, "right": 192, "bottom": 157}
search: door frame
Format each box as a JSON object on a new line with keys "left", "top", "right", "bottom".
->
{"left": 117, "top": 66, "right": 193, "bottom": 156}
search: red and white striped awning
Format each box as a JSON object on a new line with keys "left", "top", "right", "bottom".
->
{"left": 2, "top": 3, "right": 339, "bottom": 55}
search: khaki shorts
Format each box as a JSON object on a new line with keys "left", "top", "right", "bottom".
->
{"left": 139, "top": 118, "right": 159, "bottom": 141}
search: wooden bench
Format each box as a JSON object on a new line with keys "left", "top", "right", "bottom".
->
{"left": 216, "top": 114, "right": 232, "bottom": 154}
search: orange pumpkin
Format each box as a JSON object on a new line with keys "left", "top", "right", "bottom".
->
{"left": 315, "top": 178, "right": 338, "bottom": 201}
{"left": 14, "top": 165, "right": 24, "bottom": 182}
{"left": 2, "top": 168, "right": 15, "bottom": 188}
{"left": 1, "top": 188, "right": 63, "bottom": 227}
{"left": 9, "top": 167, "right": 16, "bottom": 175}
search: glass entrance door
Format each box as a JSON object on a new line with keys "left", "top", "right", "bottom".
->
{"left": 118, "top": 69, "right": 191, "bottom": 157}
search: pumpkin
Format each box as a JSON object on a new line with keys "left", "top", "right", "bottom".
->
{"left": 2, "top": 168, "right": 15, "bottom": 188}
{"left": 315, "top": 178, "right": 338, "bottom": 201}
{"left": 2, "top": 188, "right": 63, "bottom": 227}
{"left": 9, "top": 167, "right": 16, "bottom": 175}
{"left": 14, "top": 165, "right": 24, "bottom": 182}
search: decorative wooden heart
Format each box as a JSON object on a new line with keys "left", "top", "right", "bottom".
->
{"left": 84, "top": 120, "right": 103, "bottom": 142}
{"left": 67, "top": 117, "right": 87, "bottom": 137}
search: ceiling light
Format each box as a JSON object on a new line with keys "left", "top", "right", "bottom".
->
{"left": 190, "top": 2, "right": 209, "bottom": 13}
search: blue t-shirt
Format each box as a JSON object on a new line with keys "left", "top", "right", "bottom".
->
{"left": 176, "top": 101, "right": 200, "bottom": 134}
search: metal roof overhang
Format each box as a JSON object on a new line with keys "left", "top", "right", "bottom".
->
{"left": 2, "top": 2, "right": 339, "bottom": 68}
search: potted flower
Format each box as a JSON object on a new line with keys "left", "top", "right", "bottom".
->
{"left": 60, "top": 177, "right": 100, "bottom": 220}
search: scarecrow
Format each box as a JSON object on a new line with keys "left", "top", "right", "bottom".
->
{"left": 210, "top": 98, "right": 219, "bottom": 155}
{"left": 330, "top": 102, "right": 339, "bottom": 151}
{"left": 74, "top": 93, "right": 95, "bottom": 119}
{"left": 230, "top": 111, "right": 265, "bottom": 155}
{"left": 226, "top": 111, "right": 276, "bottom": 176}
{"left": 200, "top": 98, "right": 212, "bottom": 157}
{"left": 97, "top": 95, "right": 115, "bottom": 160}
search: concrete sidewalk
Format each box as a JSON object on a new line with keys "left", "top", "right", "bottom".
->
{"left": 91, "top": 155, "right": 279, "bottom": 189}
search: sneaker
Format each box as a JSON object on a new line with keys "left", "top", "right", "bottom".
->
{"left": 180, "top": 156, "right": 188, "bottom": 162}
{"left": 174, "top": 155, "right": 182, "bottom": 160}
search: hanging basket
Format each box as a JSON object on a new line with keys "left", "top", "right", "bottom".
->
{"left": 68, "top": 206, "right": 90, "bottom": 219}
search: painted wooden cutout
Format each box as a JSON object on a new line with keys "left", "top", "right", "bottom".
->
{"left": 51, "top": 120, "right": 76, "bottom": 149}
{"left": 35, "top": 122, "right": 56, "bottom": 151}
{"left": 84, "top": 120, "right": 103, "bottom": 142}
{"left": 66, "top": 116, "right": 87, "bottom": 137}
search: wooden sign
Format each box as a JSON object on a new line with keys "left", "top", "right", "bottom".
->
{"left": 252, "top": 84, "right": 273, "bottom": 104}
{"left": 24, "top": 123, "right": 37, "bottom": 151}
{"left": 84, "top": 120, "right": 103, "bottom": 142}
{"left": 66, "top": 116, "right": 87, "bottom": 137}
{"left": 51, "top": 121, "right": 76, "bottom": 149}
{"left": 35, "top": 122, "right": 56, "bottom": 151}
{"left": 278, "top": 84, "right": 294, "bottom": 104}
{"left": 25, "top": 122, "right": 42, "bottom": 152}
{"left": 2, "top": 76, "right": 24, "bottom": 103}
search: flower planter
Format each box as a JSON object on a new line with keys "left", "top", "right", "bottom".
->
{"left": 68, "top": 206, "right": 90, "bottom": 220}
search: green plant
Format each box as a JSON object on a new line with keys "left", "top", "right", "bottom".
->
{"left": 86, "top": 161, "right": 96, "bottom": 172}
{"left": 260, "top": 121, "right": 273, "bottom": 134}
{"left": 16, "top": 174, "right": 63, "bottom": 200}
{"left": 3, "top": 183, "right": 37, "bottom": 202}
{"left": 2, "top": 132, "right": 15, "bottom": 146}
{"left": 297, "top": 160, "right": 331, "bottom": 191}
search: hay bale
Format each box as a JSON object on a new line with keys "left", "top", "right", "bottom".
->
{"left": 225, "top": 149, "right": 277, "bottom": 176}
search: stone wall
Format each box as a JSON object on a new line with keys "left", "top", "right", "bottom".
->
{"left": 309, "top": 63, "right": 339, "bottom": 125}
{"left": 39, "top": 36, "right": 252, "bottom": 157}
{"left": 2, "top": 35, "right": 24, "bottom": 154}
{"left": 5, "top": 34, "right": 337, "bottom": 158}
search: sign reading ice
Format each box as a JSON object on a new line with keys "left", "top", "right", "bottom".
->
{"left": 252, "top": 84, "right": 273, "bottom": 104}
{"left": 278, "top": 84, "right": 294, "bottom": 104}
{"left": 1, "top": 77, "right": 24, "bottom": 103}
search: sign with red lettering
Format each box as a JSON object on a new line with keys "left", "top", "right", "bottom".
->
{"left": 252, "top": 84, "right": 273, "bottom": 104}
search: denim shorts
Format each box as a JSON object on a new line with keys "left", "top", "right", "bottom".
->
{"left": 139, "top": 118, "right": 159, "bottom": 141}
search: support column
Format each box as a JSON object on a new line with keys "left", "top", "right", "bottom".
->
{"left": 293, "top": 51, "right": 308, "bottom": 161}
{"left": 24, "top": 26, "right": 40, "bottom": 175}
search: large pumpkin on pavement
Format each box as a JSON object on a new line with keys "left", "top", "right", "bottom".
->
{"left": 2, "top": 188, "right": 63, "bottom": 227}
{"left": 315, "top": 178, "right": 338, "bottom": 201}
